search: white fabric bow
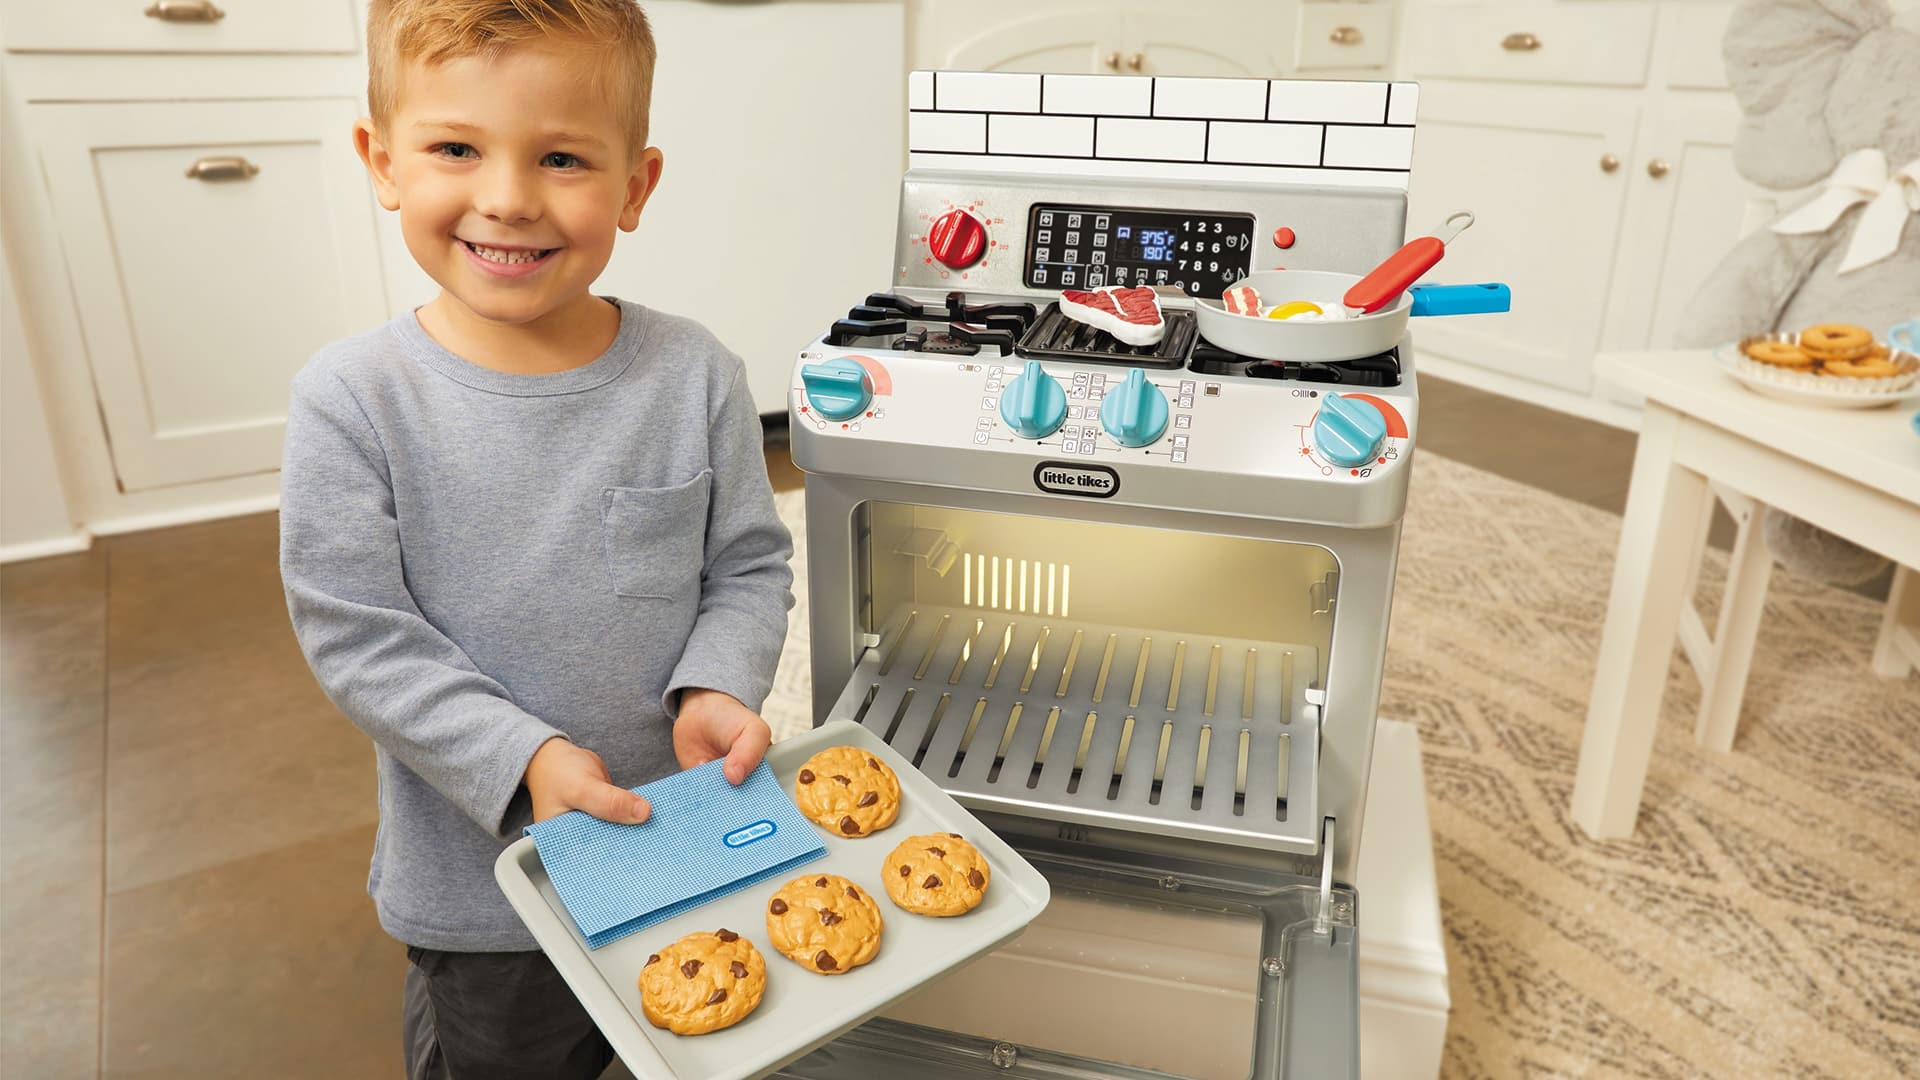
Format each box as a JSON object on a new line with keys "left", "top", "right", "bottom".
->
{"left": 1771, "top": 148, "right": 1920, "bottom": 274}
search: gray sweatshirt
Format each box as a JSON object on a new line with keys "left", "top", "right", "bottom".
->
{"left": 279, "top": 299, "right": 794, "bottom": 951}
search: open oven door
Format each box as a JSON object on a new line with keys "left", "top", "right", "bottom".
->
{"left": 773, "top": 817, "right": 1360, "bottom": 1080}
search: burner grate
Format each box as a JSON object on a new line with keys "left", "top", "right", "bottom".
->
{"left": 826, "top": 605, "right": 1324, "bottom": 854}
{"left": 1017, "top": 304, "right": 1195, "bottom": 368}
{"left": 1188, "top": 340, "right": 1402, "bottom": 386}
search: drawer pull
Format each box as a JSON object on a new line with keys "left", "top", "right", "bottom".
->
{"left": 1328, "top": 26, "right": 1364, "bottom": 46}
{"left": 1646, "top": 158, "right": 1671, "bottom": 179}
{"left": 185, "top": 155, "right": 259, "bottom": 181}
{"left": 1599, "top": 153, "right": 1620, "bottom": 173}
{"left": 1126, "top": 52, "right": 1144, "bottom": 71}
{"left": 144, "top": 0, "right": 225, "bottom": 22}
{"left": 1501, "top": 31, "right": 1541, "bottom": 51}
{"left": 1103, "top": 51, "right": 1120, "bottom": 69}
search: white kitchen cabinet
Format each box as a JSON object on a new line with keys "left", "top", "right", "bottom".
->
{"left": 914, "top": 0, "right": 1295, "bottom": 77}
{"left": 29, "top": 98, "right": 387, "bottom": 492}
{"left": 1393, "top": 0, "right": 1752, "bottom": 423}
{"left": 1405, "top": 84, "right": 1640, "bottom": 394}
{"left": 0, "top": 0, "right": 358, "bottom": 54}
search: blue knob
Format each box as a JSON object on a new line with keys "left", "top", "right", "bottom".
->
{"left": 1312, "top": 393, "right": 1388, "bottom": 468}
{"left": 1100, "top": 368, "right": 1170, "bottom": 448}
{"left": 801, "top": 358, "right": 872, "bottom": 422}
{"left": 1000, "top": 360, "right": 1067, "bottom": 439}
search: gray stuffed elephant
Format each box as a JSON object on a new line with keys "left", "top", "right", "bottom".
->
{"left": 1676, "top": 0, "right": 1920, "bottom": 586}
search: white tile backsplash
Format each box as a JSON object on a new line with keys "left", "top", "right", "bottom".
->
{"left": 1206, "top": 121, "right": 1323, "bottom": 167}
{"left": 1041, "top": 73, "right": 1153, "bottom": 117}
{"left": 1152, "top": 77, "right": 1269, "bottom": 120}
{"left": 988, "top": 114, "right": 1096, "bottom": 158}
{"left": 909, "top": 110, "right": 987, "bottom": 154}
{"left": 1268, "top": 80, "right": 1390, "bottom": 124}
{"left": 1096, "top": 117, "right": 1208, "bottom": 161}
{"left": 1386, "top": 82, "right": 1419, "bottom": 127}
{"left": 1323, "top": 124, "right": 1416, "bottom": 170}
{"left": 907, "top": 70, "right": 934, "bottom": 112}
{"left": 934, "top": 71, "right": 1041, "bottom": 114}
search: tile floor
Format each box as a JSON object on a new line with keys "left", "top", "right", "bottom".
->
{"left": 1, "top": 377, "right": 1630, "bottom": 1078}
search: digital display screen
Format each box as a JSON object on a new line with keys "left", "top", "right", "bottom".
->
{"left": 1025, "top": 204, "right": 1256, "bottom": 295}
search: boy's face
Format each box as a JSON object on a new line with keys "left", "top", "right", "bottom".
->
{"left": 355, "top": 44, "right": 663, "bottom": 330}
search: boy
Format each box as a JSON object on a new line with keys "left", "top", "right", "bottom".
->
{"left": 278, "top": 2, "right": 794, "bottom": 1076}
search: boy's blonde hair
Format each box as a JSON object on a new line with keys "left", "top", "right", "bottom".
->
{"left": 367, "top": 0, "right": 657, "bottom": 155}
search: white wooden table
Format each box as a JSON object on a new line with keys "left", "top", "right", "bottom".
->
{"left": 1571, "top": 350, "right": 1920, "bottom": 839}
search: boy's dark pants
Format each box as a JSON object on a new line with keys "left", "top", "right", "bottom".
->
{"left": 404, "top": 946, "right": 615, "bottom": 1080}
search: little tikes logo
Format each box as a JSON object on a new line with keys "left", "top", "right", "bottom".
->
{"left": 723, "top": 820, "right": 777, "bottom": 848}
{"left": 1034, "top": 461, "right": 1119, "bottom": 499}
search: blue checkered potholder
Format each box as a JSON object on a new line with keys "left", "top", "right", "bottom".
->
{"left": 524, "top": 759, "right": 826, "bottom": 950}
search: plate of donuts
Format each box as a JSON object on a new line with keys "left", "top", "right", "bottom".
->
{"left": 1714, "top": 323, "right": 1920, "bottom": 408}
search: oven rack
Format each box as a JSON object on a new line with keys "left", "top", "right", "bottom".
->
{"left": 825, "top": 605, "right": 1323, "bottom": 854}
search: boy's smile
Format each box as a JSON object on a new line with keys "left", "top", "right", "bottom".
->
{"left": 355, "top": 43, "right": 663, "bottom": 370}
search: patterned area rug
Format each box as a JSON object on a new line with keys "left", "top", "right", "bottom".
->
{"left": 758, "top": 453, "right": 1920, "bottom": 1079}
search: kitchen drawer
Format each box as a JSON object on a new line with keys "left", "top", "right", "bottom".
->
{"left": 1400, "top": 2, "right": 1654, "bottom": 87}
{"left": 1296, "top": 3, "right": 1392, "bottom": 72}
{"left": 28, "top": 99, "right": 387, "bottom": 491}
{"left": 1, "top": 0, "right": 357, "bottom": 54}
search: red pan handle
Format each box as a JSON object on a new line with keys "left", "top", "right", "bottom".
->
{"left": 1342, "top": 210, "right": 1475, "bottom": 314}
{"left": 1342, "top": 237, "right": 1444, "bottom": 313}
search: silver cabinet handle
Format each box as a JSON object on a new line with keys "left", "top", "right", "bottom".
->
{"left": 1328, "top": 26, "right": 1364, "bottom": 46}
{"left": 1103, "top": 51, "right": 1121, "bottom": 69}
{"left": 1501, "top": 32, "right": 1541, "bottom": 51}
{"left": 145, "top": 0, "right": 225, "bottom": 22}
{"left": 185, "top": 155, "right": 259, "bottom": 181}
{"left": 1646, "top": 158, "right": 1671, "bottom": 179}
{"left": 1599, "top": 153, "right": 1620, "bottom": 173}
{"left": 1126, "top": 52, "right": 1144, "bottom": 71}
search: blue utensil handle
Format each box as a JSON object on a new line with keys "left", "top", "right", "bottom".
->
{"left": 1409, "top": 283, "right": 1510, "bottom": 317}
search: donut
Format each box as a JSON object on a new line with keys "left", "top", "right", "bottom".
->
{"left": 1821, "top": 355, "right": 1904, "bottom": 378}
{"left": 1743, "top": 340, "right": 1812, "bottom": 367}
{"left": 1798, "top": 323, "right": 1873, "bottom": 361}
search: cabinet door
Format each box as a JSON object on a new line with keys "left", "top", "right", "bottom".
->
{"left": 1404, "top": 84, "right": 1640, "bottom": 394}
{"left": 930, "top": 5, "right": 1116, "bottom": 74}
{"left": 1121, "top": 6, "right": 1290, "bottom": 77}
{"left": 1602, "top": 96, "right": 1748, "bottom": 353}
{"left": 597, "top": 0, "right": 905, "bottom": 413}
{"left": 30, "top": 100, "right": 387, "bottom": 492}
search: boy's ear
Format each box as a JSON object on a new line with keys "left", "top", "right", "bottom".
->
{"left": 354, "top": 118, "right": 402, "bottom": 212}
{"left": 619, "top": 147, "right": 665, "bottom": 232}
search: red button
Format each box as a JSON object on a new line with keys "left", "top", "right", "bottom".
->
{"left": 1272, "top": 227, "right": 1296, "bottom": 249}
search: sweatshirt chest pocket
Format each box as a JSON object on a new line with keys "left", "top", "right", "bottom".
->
{"left": 601, "top": 471, "right": 712, "bottom": 600}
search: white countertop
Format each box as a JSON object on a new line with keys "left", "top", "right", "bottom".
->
{"left": 1595, "top": 350, "right": 1920, "bottom": 508}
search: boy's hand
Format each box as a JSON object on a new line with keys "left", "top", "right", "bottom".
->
{"left": 674, "top": 689, "right": 773, "bottom": 785}
{"left": 524, "top": 737, "right": 651, "bottom": 825}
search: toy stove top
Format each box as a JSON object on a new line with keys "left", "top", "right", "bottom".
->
{"left": 822, "top": 290, "right": 1400, "bottom": 387}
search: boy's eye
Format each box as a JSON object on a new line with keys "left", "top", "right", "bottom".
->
{"left": 543, "top": 152, "right": 583, "bottom": 170}
{"left": 432, "top": 143, "right": 477, "bottom": 160}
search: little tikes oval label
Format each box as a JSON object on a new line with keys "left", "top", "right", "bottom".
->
{"left": 1034, "top": 461, "right": 1120, "bottom": 499}
{"left": 723, "top": 820, "right": 777, "bottom": 848}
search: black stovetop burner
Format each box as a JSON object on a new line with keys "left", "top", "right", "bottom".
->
{"left": 1188, "top": 338, "right": 1402, "bottom": 387}
{"left": 827, "top": 291, "right": 1037, "bottom": 357}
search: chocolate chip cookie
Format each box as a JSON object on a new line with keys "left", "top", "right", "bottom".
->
{"left": 881, "top": 833, "right": 991, "bottom": 917}
{"left": 638, "top": 928, "right": 767, "bottom": 1036}
{"left": 793, "top": 746, "right": 901, "bottom": 838}
{"left": 764, "top": 873, "right": 884, "bottom": 975}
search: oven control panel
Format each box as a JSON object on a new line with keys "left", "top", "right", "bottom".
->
{"left": 1022, "top": 203, "right": 1257, "bottom": 296}
{"left": 792, "top": 346, "right": 1415, "bottom": 501}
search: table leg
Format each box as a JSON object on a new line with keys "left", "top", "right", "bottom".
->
{"left": 1871, "top": 565, "right": 1919, "bottom": 679}
{"left": 1572, "top": 405, "right": 1710, "bottom": 839}
{"left": 1694, "top": 492, "right": 1771, "bottom": 752}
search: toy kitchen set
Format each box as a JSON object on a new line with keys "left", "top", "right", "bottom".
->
{"left": 779, "top": 71, "right": 1489, "bottom": 1080}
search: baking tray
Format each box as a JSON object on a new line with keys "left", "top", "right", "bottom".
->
{"left": 495, "top": 719, "right": 1051, "bottom": 1080}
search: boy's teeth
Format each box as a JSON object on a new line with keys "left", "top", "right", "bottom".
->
{"left": 468, "top": 242, "right": 548, "bottom": 264}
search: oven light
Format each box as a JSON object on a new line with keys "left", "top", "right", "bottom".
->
{"left": 1063, "top": 564, "right": 1072, "bottom": 618}
{"left": 1047, "top": 563, "right": 1057, "bottom": 616}
{"left": 1003, "top": 557, "right": 1014, "bottom": 611}
{"left": 963, "top": 554, "right": 972, "bottom": 606}
{"left": 991, "top": 556, "right": 1000, "bottom": 610}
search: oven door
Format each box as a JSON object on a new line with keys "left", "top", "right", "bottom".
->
{"left": 775, "top": 823, "right": 1359, "bottom": 1080}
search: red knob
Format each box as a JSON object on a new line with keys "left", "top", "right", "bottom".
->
{"left": 928, "top": 209, "right": 987, "bottom": 270}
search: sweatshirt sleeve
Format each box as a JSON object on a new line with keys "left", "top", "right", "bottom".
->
{"left": 663, "top": 365, "right": 797, "bottom": 716}
{"left": 279, "top": 365, "right": 562, "bottom": 839}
